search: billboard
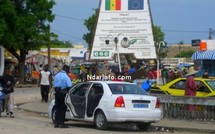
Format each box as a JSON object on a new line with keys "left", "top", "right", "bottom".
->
{"left": 90, "top": 0, "right": 156, "bottom": 60}
{"left": 191, "top": 39, "right": 201, "bottom": 46}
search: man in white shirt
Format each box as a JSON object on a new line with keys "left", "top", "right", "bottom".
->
{"left": 38, "top": 64, "right": 52, "bottom": 102}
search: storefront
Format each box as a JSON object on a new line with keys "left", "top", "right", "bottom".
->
{"left": 192, "top": 50, "right": 215, "bottom": 76}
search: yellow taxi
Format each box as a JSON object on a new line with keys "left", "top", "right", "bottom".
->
{"left": 155, "top": 78, "right": 215, "bottom": 97}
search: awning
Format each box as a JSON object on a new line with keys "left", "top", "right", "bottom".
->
{"left": 176, "top": 63, "right": 193, "bottom": 68}
{"left": 192, "top": 50, "right": 215, "bottom": 61}
{"left": 71, "top": 57, "right": 83, "bottom": 59}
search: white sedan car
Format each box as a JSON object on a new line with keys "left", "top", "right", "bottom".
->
{"left": 48, "top": 81, "right": 162, "bottom": 130}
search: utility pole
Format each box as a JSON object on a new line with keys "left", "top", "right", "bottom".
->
{"left": 178, "top": 41, "right": 184, "bottom": 59}
{"left": 47, "top": 25, "right": 51, "bottom": 69}
{"left": 208, "top": 28, "right": 215, "bottom": 40}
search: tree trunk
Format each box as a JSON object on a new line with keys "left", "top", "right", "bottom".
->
{"left": 17, "top": 49, "right": 27, "bottom": 84}
{"left": 18, "top": 58, "right": 26, "bottom": 84}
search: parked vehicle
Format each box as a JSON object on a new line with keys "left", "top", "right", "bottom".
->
{"left": 150, "top": 88, "right": 170, "bottom": 95}
{"left": 156, "top": 78, "right": 215, "bottom": 97}
{"left": 48, "top": 81, "right": 162, "bottom": 130}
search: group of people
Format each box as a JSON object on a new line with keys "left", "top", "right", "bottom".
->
{"left": 38, "top": 64, "right": 72, "bottom": 128}
{"left": 0, "top": 61, "right": 206, "bottom": 126}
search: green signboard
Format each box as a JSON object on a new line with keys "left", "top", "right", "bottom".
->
{"left": 93, "top": 51, "right": 109, "bottom": 57}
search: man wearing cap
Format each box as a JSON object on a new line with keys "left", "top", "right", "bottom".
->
{"left": 53, "top": 65, "right": 72, "bottom": 128}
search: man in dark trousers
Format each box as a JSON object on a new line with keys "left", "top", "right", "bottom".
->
{"left": 53, "top": 65, "right": 72, "bottom": 128}
{"left": 38, "top": 64, "right": 52, "bottom": 103}
{"left": 0, "top": 69, "right": 16, "bottom": 118}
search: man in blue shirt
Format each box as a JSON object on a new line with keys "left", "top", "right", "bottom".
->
{"left": 53, "top": 65, "right": 72, "bottom": 128}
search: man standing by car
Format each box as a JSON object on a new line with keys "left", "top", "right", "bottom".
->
{"left": 53, "top": 65, "right": 72, "bottom": 128}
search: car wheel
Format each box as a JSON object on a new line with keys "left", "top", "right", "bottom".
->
{"left": 95, "top": 111, "right": 108, "bottom": 130}
{"left": 51, "top": 107, "right": 56, "bottom": 124}
{"left": 137, "top": 123, "right": 151, "bottom": 131}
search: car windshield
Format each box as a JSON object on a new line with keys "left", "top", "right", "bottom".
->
{"left": 108, "top": 83, "right": 148, "bottom": 95}
{"left": 205, "top": 80, "right": 215, "bottom": 91}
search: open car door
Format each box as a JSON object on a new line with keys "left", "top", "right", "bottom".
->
{"left": 65, "top": 83, "right": 91, "bottom": 118}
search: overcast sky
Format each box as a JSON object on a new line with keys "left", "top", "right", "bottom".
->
{"left": 50, "top": 0, "right": 215, "bottom": 46}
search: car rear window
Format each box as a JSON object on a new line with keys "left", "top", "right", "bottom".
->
{"left": 108, "top": 84, "right": 148, "bottom": 95}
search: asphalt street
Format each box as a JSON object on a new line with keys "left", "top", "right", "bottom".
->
{"left": 13, "top": 86, "right": 215, "bottom": 133}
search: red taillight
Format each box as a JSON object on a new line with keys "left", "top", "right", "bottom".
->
{"left": 155, "top": 98, "right": 160, "bottom": 108}
{"left": 114, "top": 96, "right": 125, "bottom": 107}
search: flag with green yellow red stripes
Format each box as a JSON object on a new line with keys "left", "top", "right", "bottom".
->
{"left": 105, "top": 0, "right": 121, "bottom": 10}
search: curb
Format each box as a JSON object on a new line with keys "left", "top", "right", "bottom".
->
{"left": 15, "top": 84, "right": 37, "bottom": 88}
{"left": 17, "top": 103, "right": 48, "bottom": 115}
{"left": 151, "top": 125, "right": 215, "bottom": 133}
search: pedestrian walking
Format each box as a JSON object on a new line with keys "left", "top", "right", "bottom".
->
{"left": 161, "top": 68, "right": 170, "bottom": 84}
{"left": 185, "top": 67, "right": 198, "bottom": 117}
{"left": 53, "top": 65, "right": 72, "bottom": 128}
{"left": 79, "top": 64, "right": 86, "bottom": 81}
{"left": 0, "top": 69, "right": 16, "bottom": 118}
{"left": 38, "top": 64, "right": 52, "bottom": 103}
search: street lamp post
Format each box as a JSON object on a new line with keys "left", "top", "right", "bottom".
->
{"left": 105, "top": 33, "right": 129, "bottom": 73}
{"left": 114, "top": 37, "right": 122, "bottom": 72}
{"left": 156, "top": 41, "right": 165, "bottom": 85}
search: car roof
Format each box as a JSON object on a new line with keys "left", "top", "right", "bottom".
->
{"left": 86, "top": 81, "right": 135, "bottom": 85}
{"left": 173, "top": 77, "right": 215, "bottom": 81}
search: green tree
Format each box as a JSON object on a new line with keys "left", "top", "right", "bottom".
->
{"left": 83, "top": 9, "right": 98, "bottom": 50}
{"left": 153, "top": 25, "right": 167, "bottom": 59}
{"left": 41, "top": 39, "right": 74, "bottom": 48}
{"left": 0, "top": 0, "right": 55, "bottom": 84}
{"left": 174, "top": 50, "right": 195, "bottom": 58}
{"left": 177, "top": 40, "right": 184, "bottom": 58}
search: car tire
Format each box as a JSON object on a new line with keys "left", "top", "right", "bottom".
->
{"left": 137, "top": 122, "right": 151, "bottom": 131}
{"left": 95, "top": 111, "right": 108, "bottom": 130}
{"left": 51, "top": 107, "right": 56, "bottom": 124}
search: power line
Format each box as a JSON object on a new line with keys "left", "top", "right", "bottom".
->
{"left": 54, "top": 14, "right": 211, "bottom": 34}
{"left": 55, "top": 14, "right": 85, "bottom": 22}
{"left": 51, "top": 28, "right": 83, "bottom": 40}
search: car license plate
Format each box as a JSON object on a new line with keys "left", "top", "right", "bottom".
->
{"left": 133, "top": 103, "right": 148, "bottom": 108}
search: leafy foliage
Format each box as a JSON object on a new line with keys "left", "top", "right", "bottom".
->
{"left": 174, "top": 50, "right": 195, "bottom": 58}
{"left": 83, "top": 9, "right": 98, "bottom": 50}
{"left": 153, "top": 25, "right": 167, "bottom": 59}
{"left": 0, "top": 0, "right": 56, "bottom": 83}
{"left": 40, "top": 39, "right": 74, "bottom": 48}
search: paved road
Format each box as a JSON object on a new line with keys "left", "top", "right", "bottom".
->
{"left": 0, "top": 110, "right": 211, "bottom": 134}
{"left": 0, "top": 86, "right": 214, "bottom": 134}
